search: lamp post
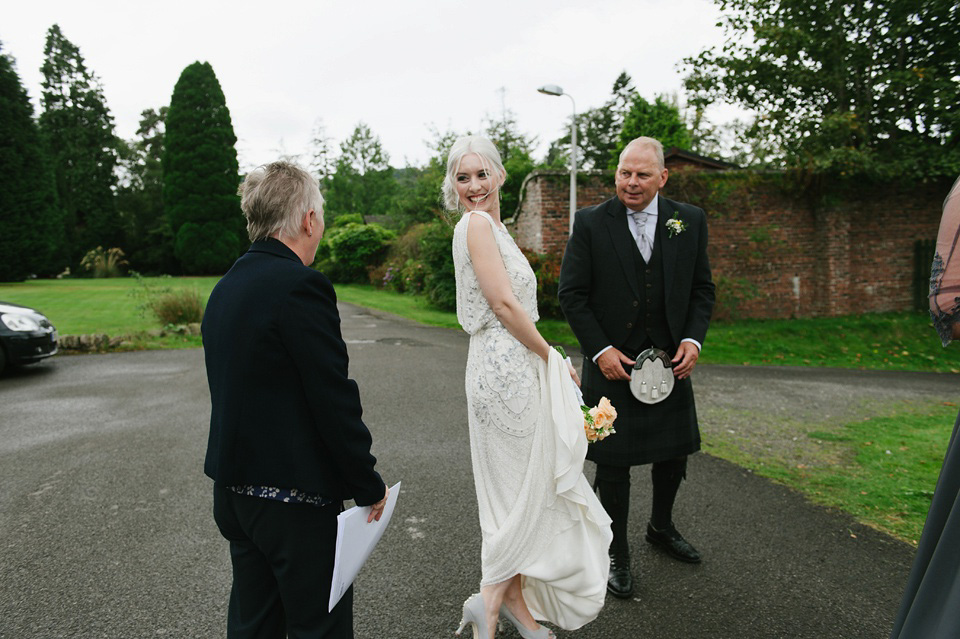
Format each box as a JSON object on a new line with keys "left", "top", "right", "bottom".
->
{"left": 537, "top": 84, "right": 577, "bottom": 234}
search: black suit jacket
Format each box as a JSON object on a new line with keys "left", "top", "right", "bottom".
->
{"left": 202, "top": 238, "right": 385, "bottom": 507}
{"left": 558, "top": 195, "right": 715, "bottom": 360}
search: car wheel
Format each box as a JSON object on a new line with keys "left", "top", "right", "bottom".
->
{"left": 0, "top": 344, "right": 6, "bottom": 376}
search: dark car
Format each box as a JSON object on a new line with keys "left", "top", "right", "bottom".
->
{"left": 0, "top": 301, "right": 58, "bottom": 375}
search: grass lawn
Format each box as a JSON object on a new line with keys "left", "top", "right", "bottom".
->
{"left": 1, "top": 277, "right": 955, "bottom": 542}
{"left": 5, "top": 279, "right": 953, "bottom": 374}
{"left": 704, "top": 400, "right": 957, "bottom": 543}
{"left": 0, "top": 276, "right": 220, "bottom": 334}
{"left": 0, "top": 277, "right": 219, "bottom": 350}
{"left": 704, "top": 313, "right": 960, "bottom": 373}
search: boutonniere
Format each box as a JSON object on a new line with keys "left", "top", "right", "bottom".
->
{"left": 666, "top": 212, "right": 687, "bottom": 238}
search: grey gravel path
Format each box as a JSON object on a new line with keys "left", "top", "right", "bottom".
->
{"left": 0, "top": 302, "right": 948, "bottom": 638}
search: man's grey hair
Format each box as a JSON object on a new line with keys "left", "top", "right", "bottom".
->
{"left": 239, "top": 161, "right": 324, "bottom": 242}
{"left": 441, "top": 135, "right": 507, "bottom": 212}
{"left": 618, "top": 137, "right": 665, "bottom": 171}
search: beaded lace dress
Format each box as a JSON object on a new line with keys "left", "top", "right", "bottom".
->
{"left": 453, "top": 210, "right": 612, "bottom": 630}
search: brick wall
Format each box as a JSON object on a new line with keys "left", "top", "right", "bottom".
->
{"left": 507, "top": 169, "right": 950, "bottom": 319}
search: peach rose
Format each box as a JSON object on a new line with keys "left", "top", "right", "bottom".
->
{"left": 592, "top": 397, "right": 617, "bottom": 430}
{"left": 584, "top": 422, "right": 600, "bottom": 442}
{"left": 596, "top": 425, "right": 616, "bottom": 441}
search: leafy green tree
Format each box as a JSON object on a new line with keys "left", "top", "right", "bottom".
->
{"left": 389, "top": 126, "right": 460, "bottom": 228}
{"left": 419, "top": 219, "right": 456, "bottom": 310}
{"left": 683, "top": 0, "right": 960, "bottom": 178}
{"left": 715, "top": 117, "right": 782, "bottom": 168}
{"left": 547, "top": 72, "right": 636, "bottom": 170}
{"left": 163, "top": 61, "right": 242, "bottom": 274}
{"left": 339, "top": 121, "right": 389, "bottom": 175}
{"left": 39, "top": 24, "right": 120, "bottom": 263}
{"left": 116, "top": 107, "right": 178, "bottom": 274}
{"left": 485, "top": 110, "right": 536, "bottom": 217}
{"left": 616, "top": 93, "right": 693, "bottom": 157}
{"left": 323, "top": 122, "right": 395, "bottom": 222}
{"left": 0, "top": 44, "right": 64, "bottom": 281}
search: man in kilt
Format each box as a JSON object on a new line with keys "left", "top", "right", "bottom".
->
{"left": 558, "top": 136, "right": 715, "bottom": 598}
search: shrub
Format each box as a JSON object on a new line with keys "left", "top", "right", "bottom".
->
{"left": 389, "top": 222, "right": 430, "bottom": 261}
{"left": 370, "top": 257, "right": 429, "bottom": 294}
{"left": 368, "top": 223, "right": 434, "bottom": 293}
{"left": 522, "top": 249, "right": 564, "bottom": 320}
{"left": 418, "top": 220, "right": 456, "bottom": 311}
{"left": 315, "top": 222, "right": 395, "bottom": 283}
{"left": 368, "top": 262, "right": 392, "bottom": 289}
{"left": 331, "top": 212, "right": 364, "bottom": 227}
{"left": 148, "top": 289, "right": 204, "bottom": 325}
{"left": 128, "top": 272, "right": 204, "bottom": 326}
{"left": 399, "top": 259, "right": 427, "bottom": 294}
{"left": 80, "top": 246, "right": 128, "bottom": 278}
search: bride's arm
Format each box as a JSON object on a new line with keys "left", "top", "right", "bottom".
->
{"left": 466, "top": 214, "right": 551, "bottom": 362}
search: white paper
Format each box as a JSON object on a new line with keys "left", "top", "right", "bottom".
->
{"left": 328, "top": 481, "right": 401, "bottom": 612}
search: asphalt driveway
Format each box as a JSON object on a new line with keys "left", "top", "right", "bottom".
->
{"left": 0, "top": 302, "right": 946, "bottom": 638}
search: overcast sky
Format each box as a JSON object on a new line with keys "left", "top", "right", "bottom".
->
{"left": 3, "top": 0, "right": 734, "bottom": 171}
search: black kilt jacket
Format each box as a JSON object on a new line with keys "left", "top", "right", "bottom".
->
{"left": 202, "top": 238, "right": 385, "bottom": 506}
{"left": 558, "top": 195, "right": 715, "bottom": 466}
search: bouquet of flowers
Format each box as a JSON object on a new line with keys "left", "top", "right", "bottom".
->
{"left": 555, "top": 346, "right": 618, "bottom": 443}
{"left": 582, "top": 396, "right": 617, "bottom": 443}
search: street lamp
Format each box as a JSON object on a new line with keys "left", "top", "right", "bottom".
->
{"left": 537, "top": 84, "right": 577, "bottom": 234}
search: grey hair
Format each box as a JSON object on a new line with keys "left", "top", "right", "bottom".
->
{"left": 618, "top": 136, "right": 665, "bottom": 171}
{"left": 441, "top": 135, "right": 507, "bottom": 212}
{"left": 239, "top": 161, "right": 324, "bottom": 242}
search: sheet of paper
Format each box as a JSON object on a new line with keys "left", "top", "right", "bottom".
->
{"left": 328, "top": 481, "right": 401, "bottom": 612}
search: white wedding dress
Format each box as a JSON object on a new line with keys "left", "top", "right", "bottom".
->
{"left": 453, "top": 210, "right": 613, "bottom": 630}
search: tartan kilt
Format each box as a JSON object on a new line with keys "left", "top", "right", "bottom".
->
{"left": 581, "top": 357, "right": 701, "bottom": 467}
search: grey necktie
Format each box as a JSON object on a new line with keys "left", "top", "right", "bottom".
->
{"left": 631, "top": 211, "right": 652, "bottom": 262}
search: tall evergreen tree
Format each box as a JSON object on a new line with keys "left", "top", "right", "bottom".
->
{"left": 163, "top": 61, "right": 242, "bottom": 274}
{"left": 0, "top": 44, "right": 64, "bottom": 281}
{"left": 39, "top": 24, "right": 120, "bottom": 263}
{"left": 308, "top": 118, "right": 336, "bottom": 182}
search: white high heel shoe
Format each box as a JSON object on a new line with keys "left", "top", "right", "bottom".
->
{"left": 455, "top": 593, "right": 495, "bottom": 639}
{"left": 499, "top": 604, "right": 555, "bottom": 639}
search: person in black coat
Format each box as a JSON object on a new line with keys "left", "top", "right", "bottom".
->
{"left": 889, "top": 175, "right": 960, "bottom": 639}
{"left": 558, "top": 137, "right": 715, "bottom": 599}
{"left": 202, "top": 161, "right": 388, "bottom": 638}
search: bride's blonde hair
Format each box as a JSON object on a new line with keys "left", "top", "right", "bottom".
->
{"left": 441, "top": 135, "right": 508, "bottom": 213}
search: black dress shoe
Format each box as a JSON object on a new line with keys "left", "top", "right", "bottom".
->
{"left": 607, "top": 553, "right": 634, "bottom": 598}
{"left": 645, "top": 522, "right": 702, "bottom": 563}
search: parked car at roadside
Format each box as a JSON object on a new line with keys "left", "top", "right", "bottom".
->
{"left": 0, "top": 301, "right": 58, "bottom": 375}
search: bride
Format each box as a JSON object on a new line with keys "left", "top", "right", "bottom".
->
{"left": 447, "top": 135, "right": 613, "bottom": 639}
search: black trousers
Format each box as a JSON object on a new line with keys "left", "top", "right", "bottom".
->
{"left": 595, "top": 457, "right": 688, "bottom": 541}
{"left": 213, "top": 484, "right": 352, "bottom": 639}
